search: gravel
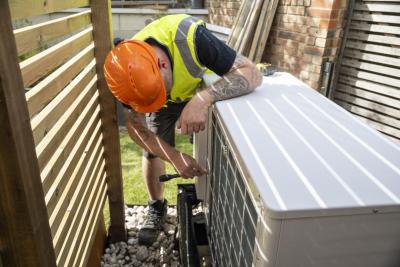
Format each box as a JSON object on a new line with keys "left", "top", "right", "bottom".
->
{"left": 101, "top": 205, "right": 180, "bottom": 267}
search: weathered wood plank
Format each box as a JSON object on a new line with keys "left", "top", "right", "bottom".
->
{"left": 38, "top": 88, "right": 99, "bottom": 191}
{"left": 336, "top": 83, "right": 400, "bottom": 109}
{"left": 58, "top": 173, "right": 107, "bottom": 266}
{"left": 45, "top": 107, "right": 101, "bottom": 216}
{"left": 31, "top": 60, "right": 96, "bottom": 145}
{"left": 354, "top": 3, "right": 400, "bottom": 13}
{"left": 336, "top": 102, "right": 400, "bottom": 139}
{"left": 91, "top": 0, "right": 126, "bottom": 242}
{"left": 249, "top": 0, "right": 279, "bottom": 62}
{"left": 339, "top": 66, "right": 400, "bottom": 88}
{"left": 26, "top": 43, "right": 94, "bottom": 118}
{"left": 335, "top": 91, "right": 400, "bottom": 118}
{"left": 348, "top": 30, "right": 400, "bottom": 46}
{"left": 20, "top": 26, "right": 93, "bottom": 87}
{"left": 352, "top": 12, "right": 400, "bottom": 24}
{"left": 51, "top": 128, "right": 103, "bottom": 244}
{"left": 338, "top": 75, "right": 400, "bottom": 99}
{"left": 52, "top": 149, "right": 104, "bottom": 252}
{"left": 86, "top": 216, "right": 107, "bottom": 267}
{"left": 342, "top": 58, "right": 400, "bottom": 78}
{"left": 350, "top": 22, "right": 400, "bottom": 36}
{"left": 14, "top": 10, "right": 91, "bottom": 56}
{"left": 0, "top": 2, "right": 56, "bottom": 266}
{"left": 336, "top": 100, "right": 400, "bottom": 129}
{"left": 344, "top": 49, "right": 400, "bottom": 68}
{"left": 75, "top": 184, "right": 108, "bottom": 267}
{"left": 346, "top": 40, "right": 400, "bottom": 56}
{"left": 10, "top": 0, "right": 90, "bottom": 20}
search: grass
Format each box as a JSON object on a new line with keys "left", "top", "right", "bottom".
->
{"left": 104, "top": 130, "right": 194, "bottom": 228}
{"left": 120, "top": 129, "right": 194, "bottom": 205}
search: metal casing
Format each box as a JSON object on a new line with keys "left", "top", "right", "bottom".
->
{"left": 195, "top": 73, "right": 400, "bottom": 267}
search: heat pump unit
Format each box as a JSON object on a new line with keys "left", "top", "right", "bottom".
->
{"left": 194, "top": 73, "right": 400, "bottom": 267}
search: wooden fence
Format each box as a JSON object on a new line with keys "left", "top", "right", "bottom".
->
{"left": 0, "top": 1, "right": 126, "bottom": 266}
{"left": 333, "top": 0, "right": 400, "bottom": 143}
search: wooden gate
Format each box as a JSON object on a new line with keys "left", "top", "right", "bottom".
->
{"left": 0, "top": 1, "right": 125, "bottom": 266}
{"left": 332, "top": 0, "right": 400, "bottom": 143}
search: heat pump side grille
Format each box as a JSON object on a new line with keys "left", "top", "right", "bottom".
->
{"left": 208, "top": 114, "right": 258, "bottom": 267}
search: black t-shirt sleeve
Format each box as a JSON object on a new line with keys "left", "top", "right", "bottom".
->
{"left": 195, "top": 26, "right": 236, "bottom": 76}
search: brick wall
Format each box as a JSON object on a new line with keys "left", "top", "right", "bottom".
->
{"left": 205, "top": 0, "right": 242, "bottom": 27}
{"left": 264, "top": 0, "right": 348, "bottom": 89}
{"left": 207, "top": 0, "right": 349, "bottom": 90}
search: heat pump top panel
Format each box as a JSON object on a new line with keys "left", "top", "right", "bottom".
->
{"left": 215, "top": 72, "right": 400, "bottom": 219}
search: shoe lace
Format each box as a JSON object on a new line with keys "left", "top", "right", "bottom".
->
{"left": 146, "top": 205, "right": 162, "bottom": 226}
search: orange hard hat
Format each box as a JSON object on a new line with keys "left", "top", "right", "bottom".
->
{"left": 104, "top": 40, "right": 166, "bottom": 113}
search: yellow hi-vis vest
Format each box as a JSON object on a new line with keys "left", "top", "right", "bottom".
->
{"left": 133, "top": 14, "right": 208, "bottom": 103}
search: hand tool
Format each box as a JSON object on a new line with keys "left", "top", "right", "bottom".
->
{"left": 159, "top": 173, "right": 181, "bottom": 182}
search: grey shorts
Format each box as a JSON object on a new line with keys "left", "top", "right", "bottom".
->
{"left": 144, "top": 101, "right": 188, "bottom": 158}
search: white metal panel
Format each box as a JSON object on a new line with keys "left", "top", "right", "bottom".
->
{"left": 215, "top": 72, "right": 400, "bottom": 218}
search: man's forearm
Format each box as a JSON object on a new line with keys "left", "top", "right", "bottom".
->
{"left": 203, "top": 54, "right": 262, "bottom": 103}
{"left": 124, "top": 109, "right": 178, "bottom": 162}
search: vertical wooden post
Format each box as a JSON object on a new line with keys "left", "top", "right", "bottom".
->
{"left": 0, "top": 2, "right": 57, "bottom": 266}
{"left": 91, "top": 0, "right": 126, "bottom": 242}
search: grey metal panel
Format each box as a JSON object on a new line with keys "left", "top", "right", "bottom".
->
{"left": 215, "top": 72, "right": 400, "bottom": 218}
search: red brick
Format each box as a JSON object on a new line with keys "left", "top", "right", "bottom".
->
{"left": 315, "top": 37, "right": 326, "bottom": 47}
{"left": 304, "top": 46, "right": 324, "bottom": 56}
{"left": 319, "top": 19, "right": 338, "bottom": 29}
{"left": 277, "top": 22, "right": 309, "bottom": 34}
{"left": 278, "top": 6, "right": 288, "bottom": 13}
{"left": 288, "top": 6, "right": 306, "bottom": 15}
{"left": 304, "top": 0, "right": 311, "bottom": 6}
{"left": 306, "top": 36, "right": 316, "bottom": 45}
{"left": 311, "top": 0, "right": 341, "bottom": 9}
{"left": 307, "top": 8, "right": 340, "bottom": 19}
{"left": 312, "top": 55, "right": 324, "bottom": 65}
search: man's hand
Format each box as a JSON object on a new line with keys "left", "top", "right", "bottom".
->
{"left": 170, "top": 151, "right": 208, "bottom": 178}
{"left": 176, "top": 92, "right": 213, "bottom": 135}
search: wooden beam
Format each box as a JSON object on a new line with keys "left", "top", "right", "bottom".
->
{"left": 86, "top": 216, "right": 107, "bottom": 267}
{"left": 14, "top": 10, "right": 91, "bottom": 56}
{"left": 0, "top": 2, "right": 56, "bottom": 266}
{"left": 9, "top": 0, "right": 90, "bottom": 20}
{"left": 91, "top": 0, "right": 126, "bottom": 242}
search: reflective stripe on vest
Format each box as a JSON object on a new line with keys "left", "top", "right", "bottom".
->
{"left": 175, "top": 16, "right": 205, "bottom": 78}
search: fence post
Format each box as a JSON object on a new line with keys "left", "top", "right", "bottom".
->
{"left": 90, "top": 0, "right": 126, "bottom": 242}
{"left": 0, "top": 1, "right": 57, "bottom": 266}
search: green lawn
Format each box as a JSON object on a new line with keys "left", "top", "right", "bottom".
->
{"left": 120, "top": 129, "right": 194, "bottom": 205}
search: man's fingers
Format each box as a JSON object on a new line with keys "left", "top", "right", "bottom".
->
{"left": 193, "top": 124, "right": 200, "bottom": 133}
{"left": 200, "top": 123, "right": 205, "bottom": 131}
{"left": 180, "top": 122, "right": 188, "bottom": 134}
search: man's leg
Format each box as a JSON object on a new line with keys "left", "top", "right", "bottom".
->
{"left": 142, "top": 156, "right": 165, "bottom": 200}
{"left": 138, "top": 102, "right": 187, "bottom": 246}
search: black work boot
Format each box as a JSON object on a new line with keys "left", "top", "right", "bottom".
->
{"left": 138, "top": 199, "right": 168, "bottom": 246}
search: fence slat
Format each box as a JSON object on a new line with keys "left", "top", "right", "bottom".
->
{"left": 341, "top": 58, "right": 400, "bottom": 78}
{"left": 340, "top": 66, "right": 400, "bottom": 88}
{"left": 350, "top": 22, "right": 400, "bottom": 35}
{"left": 336, "top": 83, "right": 400, "bottom": 108}
{"left": 51, "top": 131, "right": 103, "bottom": 249}
{"left": 45, "top": 103, "right": 100, "bottom": 216}
{"left": 75, "top": 181, "right": 108, "bottom": 267}
{"left": 0, "top": 2, "right": 56, "bottom": 266}
{"left": 338, "top": 75, "right": 400, "bottom": 99}
{"left": 20, "top": 26, "right": 93, "bottom": 87}
{"left": 52, "top": 131, "right": 104, "bottom": 255}
{"left": 31, "top": 60, "right": 96, "bottom": 145}
{"left": 14, "top": 10, "right": 91, "bottom": 56}
{"left": 344, "top": 49, "right": 400, "bottom": 68}
{"left": 354, "top": 3, "right": 400, "bottom": 13}
{"left": 9, "top": 0, "right": 90, "bottom": 20}
{"left": 336, "top": 102, "right": 400, "bottom": 140}
{"left": 346, "top": 40, "right": 400, "bottom": 56}
{"left": 348, "top": 30, "right": 400, "bottom": 46}
{"left": 335, "top": 91, "right": 400, "bottom": 118}
{"left": 38, "top": 87, "right": 99, "bottom": 189}
{"left": 91, "top": 0, "right": 126, "bottom": 242}
{"left": 58, "top": 173, "right": 107, "bottom": 266}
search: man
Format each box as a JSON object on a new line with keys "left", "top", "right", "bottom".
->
{"left": 104, "top": 14, "right": 262, "bottom": 245}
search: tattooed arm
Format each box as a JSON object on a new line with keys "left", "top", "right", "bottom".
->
{"left": 124, "top": 107, "right": 207, "bottom": 178}
{"left": 177, "top": 54, "right": 262, "bottom": 134}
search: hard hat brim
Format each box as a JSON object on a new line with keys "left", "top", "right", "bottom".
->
{"left": 131, "top": 82, "right": 167, "bottom": 113}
